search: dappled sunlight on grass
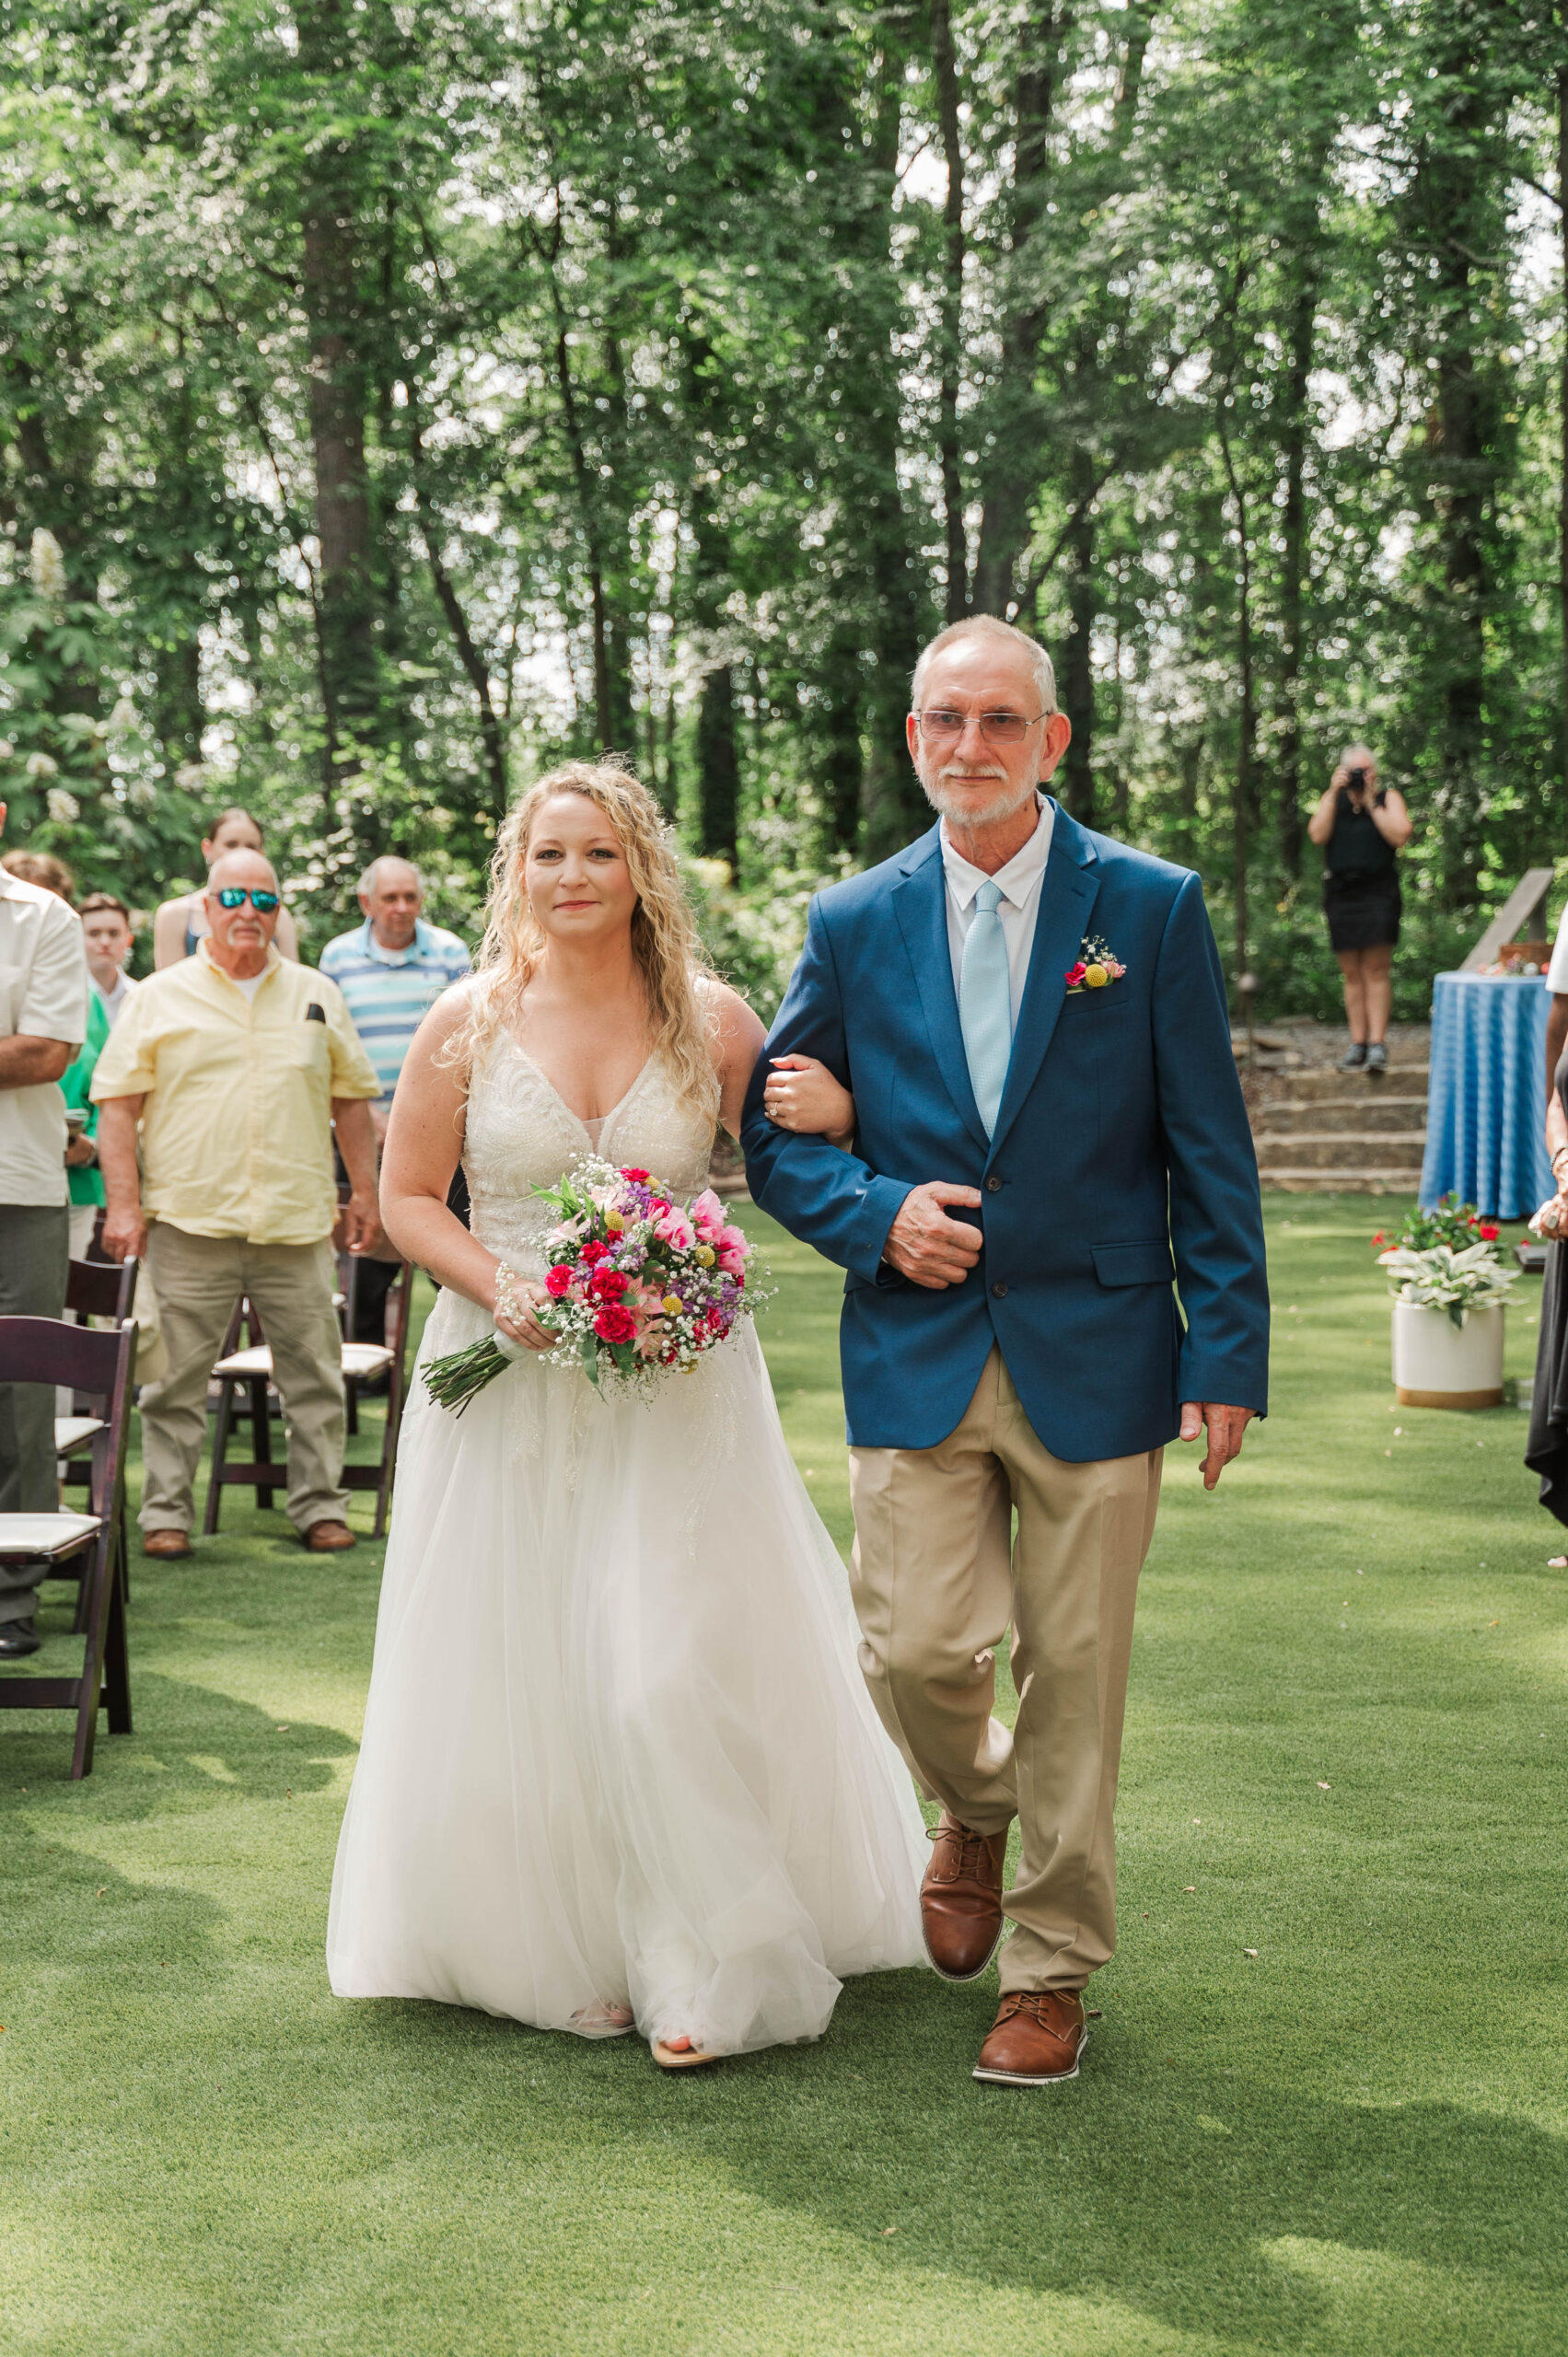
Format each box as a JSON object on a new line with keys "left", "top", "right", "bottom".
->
{"left": 1, "top": 1202, "right": 1564, "bottom": 2353}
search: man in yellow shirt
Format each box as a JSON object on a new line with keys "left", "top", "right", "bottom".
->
{"left": 94, "top": 850, "right": 382, "bottom": 1558}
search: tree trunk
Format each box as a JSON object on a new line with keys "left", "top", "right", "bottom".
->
{"left": 696, "top": 666, "right": 739, "bottom": 869}
{"left": 1059, "top": 475, "right": 1097, "bottom": 823}
{"left": 970, "top": 6, "right": 1074, "bottom": 616}
{"left": 931, "top": 0, "right": 968, "bottom": 621}
{"left": 298, "top": 0, "right": 377, "bottom": 796}
{"left": 859, "top": 14, "right": 930, "bottom": 859}
{"left": 1274, "top": 261, "right": 1318, "bottom": 877}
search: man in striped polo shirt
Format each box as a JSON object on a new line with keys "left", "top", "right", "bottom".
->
{"left": 320, "top": 858, "right": 471, "bottom": 1349}
{"left": 320, "top": 859, "right": 471, "bottom": 1117}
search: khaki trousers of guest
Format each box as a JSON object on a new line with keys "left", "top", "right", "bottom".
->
{"left": 139, "top": 1224, "right": 348, "bottom": 1538}
{"left": 849, "top": 1347, "right": 1162, "bottom": 1992}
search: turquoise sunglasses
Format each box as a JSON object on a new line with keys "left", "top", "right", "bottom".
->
{"left": 215, "top": 887, "right": 281, "bottom": 913}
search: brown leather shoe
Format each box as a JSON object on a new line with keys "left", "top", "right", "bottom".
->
{"left": 972, "top": 1989, "right": 1087, "bottom": 2087}
{"left": 143, "top": 1528, "right": 192, "bottom": 1560}
{"left": 304, "top": 1520, "right": 357, "bottom": 1552}
{"left": 920, "top": 1809, "right": 1008, "bottom": 1980}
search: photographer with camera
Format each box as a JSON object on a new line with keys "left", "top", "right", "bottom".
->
{"left": 1307, "top": 744, "right": 1411, "bottom": 1073}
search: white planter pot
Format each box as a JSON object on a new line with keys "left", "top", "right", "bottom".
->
{"left": 1391, "top": 1301, "right": 1504, "bottom": 1410}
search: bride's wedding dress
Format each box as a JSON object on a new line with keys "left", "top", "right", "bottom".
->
{"left": 327, "top": 1033, "right": 927, "bottom": 2054}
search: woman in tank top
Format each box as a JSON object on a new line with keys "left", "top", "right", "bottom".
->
{"left": 152, "top": 805, "right": 300, "bottom": 968}
{"left": 1307, "top": 744, "right": 1411, "bottom": 1073}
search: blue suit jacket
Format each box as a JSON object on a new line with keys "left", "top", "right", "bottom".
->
{"left": 740, "top": 806, "right": 1270, "bottom": 1458}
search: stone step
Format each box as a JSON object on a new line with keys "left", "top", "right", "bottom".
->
{"left": 1260, "top": 1169, "right": 1426, "bottom": 1194}
{"left": 1254, "top": 1132, "right": 1426, "bottom": 1173}
{"left": 1253, "top": 1097, "right": 1428, "bottom": 1136}
{"left": 1283, "top": 1064, "right": 1429, "bottom": 1103}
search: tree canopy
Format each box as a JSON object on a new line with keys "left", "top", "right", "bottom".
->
{"left": 2, "top": 0, "right": 1564, "bottom": 1014}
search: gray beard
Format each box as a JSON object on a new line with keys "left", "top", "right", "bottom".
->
{"left": 918, "top": 772, "right": 1040, "bottom": 828}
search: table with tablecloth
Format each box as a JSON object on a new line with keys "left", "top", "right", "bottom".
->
{"left": 1419, "top": 971, "right": 1552, "bottom": 1219}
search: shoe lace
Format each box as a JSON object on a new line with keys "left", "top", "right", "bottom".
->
{"left": 929, "top": 1820, "right": 991, "bottom": 1881}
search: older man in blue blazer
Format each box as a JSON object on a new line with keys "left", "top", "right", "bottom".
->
{"left": 741, "top": 615, "right": 1269, "bottom": 2090}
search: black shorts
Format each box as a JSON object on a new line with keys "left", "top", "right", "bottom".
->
{"left": 1324, "top": 870, "right": 1400, "bottom": 953}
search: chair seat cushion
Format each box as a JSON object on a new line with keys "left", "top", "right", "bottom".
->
{"left": 0, "top": 1511, "right": 102, "bottom": 1561}
{"left": 341, "top": 1344, "right": 394, "bottom": 1379}
{"left": 54, "top": 1416, "right": 105, "bottom": 1456}
{"left": 213, "top": 1345, "right": 273, "bottom": 1378}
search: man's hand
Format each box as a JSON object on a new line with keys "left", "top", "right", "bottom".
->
{"left": 1179, "top": 1401, "right": 1255, "bottom": 1490}
{"left": 64, "top": 1132, "right": 97, "bottom": 1168}
{"left": 341, "top": 1186, "right": 381, "bottom": 1256}
{"left": 100, "top": 1202, "right": 147, "bottom": 1264}
{"left": 884, "top": 1181, "right": 983, "bottom": 1289}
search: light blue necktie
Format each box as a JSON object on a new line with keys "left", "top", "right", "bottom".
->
{"left": 959, "top": 879, "right": 1012, "bottom": 1138}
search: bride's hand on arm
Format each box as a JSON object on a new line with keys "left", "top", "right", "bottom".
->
{"left": 761, "top": 1054, "right": 855, "bottom": 1148}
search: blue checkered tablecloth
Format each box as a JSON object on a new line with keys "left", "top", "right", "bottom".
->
{"left": 1419, "top": 971, "right": 1552, "bottom": 1219}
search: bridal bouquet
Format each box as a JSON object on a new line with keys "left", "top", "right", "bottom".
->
{"left": 424, "top": 1158, "right": 760, "bottom": 1412}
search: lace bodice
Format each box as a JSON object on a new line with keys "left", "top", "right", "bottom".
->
{"left": 464, "top": 1033, "right": 718, "bottom": 1272}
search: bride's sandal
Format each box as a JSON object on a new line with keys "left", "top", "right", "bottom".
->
{"left": 652, "top": 2035, "right": 720, "bottom": 2072}
{"left": 570, "top": 2001, "right": 635, "bottom": 2038}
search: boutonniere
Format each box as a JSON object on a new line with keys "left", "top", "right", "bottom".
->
{"left": 1064, "top": 935, "right": 1127, "bottom": 994}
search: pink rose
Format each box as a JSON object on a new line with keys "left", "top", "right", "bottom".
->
{"left": 655, "top": 1209, "right": 696, "bottom": 1251}
{"left": 1064, "top": 961, "right": 1086, "bottom": 987}
{"left": 717, "top": 1224, "right": 749, "bottom": 1276}
{"left": 544, "top": 1264, "right": 572, "bottom": 1298}
{"left": 691, "top": 1188, "right": 726, "bottom": 1240}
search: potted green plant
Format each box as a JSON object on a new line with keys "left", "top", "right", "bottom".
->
{"left": 1373, "top": 1197, "right": 1516, "bottom": 1408}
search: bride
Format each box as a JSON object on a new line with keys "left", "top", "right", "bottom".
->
{"left": 327, "top": 760, "right": 927, "bottom": 2066}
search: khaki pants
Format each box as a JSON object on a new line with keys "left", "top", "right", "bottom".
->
{"left": 140, "top": 1224, "right": 348, "bottom": 1538}
{"left": 849, "top": 1347, "right": 1162, "bottom": 1992}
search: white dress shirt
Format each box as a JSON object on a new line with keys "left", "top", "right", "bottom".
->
{"left": 0, "top": 870, "right": 89, "bottom": 1207}
{"left": 939, "top": 793, "right": 1057, "bottom": 1030}
{"left": 92, "top": 969, "right": 139, "bottom": 1029}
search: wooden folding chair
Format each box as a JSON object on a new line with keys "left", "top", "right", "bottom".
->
{"left": 203, "top": 1297, "right": 280, "bottom": 1529}
{"left": 58, "top": 1255, "right": 140, "bottom": 1622}
{"left": 203, "top": 1261, "right": 412, "bottom": 1538}
{"left": 336, "top": 1256, "right": 413, "bottom": 1538}
{"left": 0, "top": 1317, "right": 135, "bottom": 1778}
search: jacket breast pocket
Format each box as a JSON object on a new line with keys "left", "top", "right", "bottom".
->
{"left": 1061, "top": 989, "right": 1132, "bottom": 1019}
{"left": 1091, "top": 1240, "right": 1175, "bottom": 1287}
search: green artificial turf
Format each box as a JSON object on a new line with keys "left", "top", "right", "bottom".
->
{"left": 2, "top": 1199, "right": 1566, "bottom": 2356}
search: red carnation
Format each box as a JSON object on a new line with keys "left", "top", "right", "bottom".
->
{"left": 594, "top": 1304, "right": 637, "bottom": 1344}
{"left": 620, "top": 1167, "right": 650, "bottom": 1183}
{"left": 579, "top": 1239, "right": 610, "bottom": 1264}
{"left": 591, "top": 1267, "right": 630, "bottom": 1300}
{"left": 1479, "top": 1222, "right": 1500, "bottom": 1241}
{"left": 544, "top": 1264, "right": 573, "bottom": 1297}
{"left": 1064, "top": 961, "right": 1086, "bottom": 987}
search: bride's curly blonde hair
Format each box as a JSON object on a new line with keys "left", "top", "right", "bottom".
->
{"left": 455, "top": 759, "right": 720, "bottom": 1115}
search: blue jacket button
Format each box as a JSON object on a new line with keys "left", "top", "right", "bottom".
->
{"left": 991, "top": 1280, "right": 1007, "bottom": 1299}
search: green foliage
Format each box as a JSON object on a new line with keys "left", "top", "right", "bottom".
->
{"left": 0, "top": 0, "right": 1562, "bottom": 1013}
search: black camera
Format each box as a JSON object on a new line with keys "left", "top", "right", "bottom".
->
{"left": 1345, "top": 766, "right": 1368, "bottom": 791}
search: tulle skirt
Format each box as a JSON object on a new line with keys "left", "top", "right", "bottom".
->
{"left": 326, "top": 1288, "right": 927, "bottom": 2054}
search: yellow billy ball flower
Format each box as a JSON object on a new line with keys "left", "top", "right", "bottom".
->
{"left": 661, "top": 1295, "right": 683, "bottom": 1316}
{"left": 695, "top": 1243, "right": 716, "bottom": 1267}
{"left": 1084, "top": 963, "right": 1108, "bottom": 988}
{"left": 604, "top": 1211, "right": 625, "bottom": 1232}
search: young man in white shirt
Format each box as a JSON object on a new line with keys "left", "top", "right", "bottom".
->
{"left": 0, "top": 803, "right": 89, "bottom": 1656}
{"left": 80, "top": 893, "right": 140, "bottom": 1028}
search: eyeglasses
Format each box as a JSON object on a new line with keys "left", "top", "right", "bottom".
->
{"left": 215, "top": 887, "right": 281, "bottom": 913}
{"left": 914, "top": 708, "right": 1050, "bottom": 747}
